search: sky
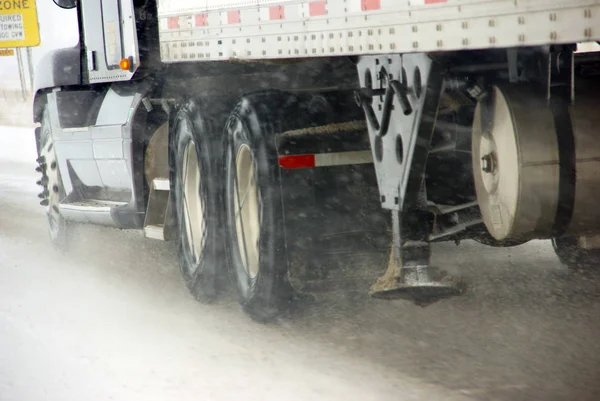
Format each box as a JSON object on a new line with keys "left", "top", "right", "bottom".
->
{"left": 0, "top": 1, "right": 78, "bottom": 90}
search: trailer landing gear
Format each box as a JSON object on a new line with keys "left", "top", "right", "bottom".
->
{"left": 356, "top": 53, "right": 466, "bottom": 304}
{"left": 369, "top": 211, "right": 465, "bottom": 306}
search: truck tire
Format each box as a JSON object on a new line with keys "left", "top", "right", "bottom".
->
{"left": 224, "top": 93, "right": 295, "bottom": 322}
{"left": 38, "top": 106, "right": 68, "bottom": 250}
{"left": 171, "top": 100, "right": 223, "bottom": 303}
{"left": 552, "top": 236, "right": 600, "bottom": 271}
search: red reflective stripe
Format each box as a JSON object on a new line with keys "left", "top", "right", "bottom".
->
{"left": 361, "top": 0, "right": 380, "bottom": 11}
{"left": 309, "top": 1, "right": 327, "bottom": 16}
{"left": 269, "top": 5, "right": 285, "bottom": 20}
{"left": 195, "top": 13, "right": 208, "bottom": 26}
{"left": 424, "top": 0, "right": 447, "bottom": 4}
{"left": 167, "top": 17, "right": 179, "bottom": 29}
{"left": 227, "top": 10, "right": 241, "bottom": 24}
{"left": 278, "top": 154, "right": 316, "bottom": 169}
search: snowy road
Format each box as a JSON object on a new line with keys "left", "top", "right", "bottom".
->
{"left": 0, "top": 126, "right": 599, "bottom": 401}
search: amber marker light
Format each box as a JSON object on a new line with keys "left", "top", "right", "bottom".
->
{"left": 120, "top": 58, "right": 131, "bottom": 71}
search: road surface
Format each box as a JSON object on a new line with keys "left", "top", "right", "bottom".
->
{"left": 1, "top": 126, "right": 599, "bottom": 401}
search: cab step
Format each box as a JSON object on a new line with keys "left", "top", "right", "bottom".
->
{"left": 143, "top": 178, "right": 173, "bottom": 241}
{"left": 59, "top": 199, "right": 127, "bottom": 226}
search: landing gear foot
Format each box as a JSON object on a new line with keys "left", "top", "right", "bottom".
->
{"left": 370, "top": 214, "right": 466, "bottom": 306}
{"left": 370, "top": 254, "right": 465, "bottom": 306}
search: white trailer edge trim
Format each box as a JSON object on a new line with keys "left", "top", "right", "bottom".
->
{"left": 157, "top": 0, "right": 600, "bottom": 63}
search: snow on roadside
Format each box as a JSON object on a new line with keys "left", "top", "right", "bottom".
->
{"left": 0, "top": 126, "right": 39, "bottom": 195}
{"left": 0, "top": 98, "right": 35, "bottom": 128}
{"left": 0, "top": 125, "right": 37, "bottom": 165}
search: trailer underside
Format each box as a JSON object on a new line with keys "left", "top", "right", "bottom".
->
{"left": 32, "top": 0, "right": 600, "bottom": 320}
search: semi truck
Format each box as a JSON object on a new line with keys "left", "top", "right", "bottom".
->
{"left": 31, "top": 0, "right": 600, "bottom": 321}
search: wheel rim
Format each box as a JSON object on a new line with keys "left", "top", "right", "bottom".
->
{"left": 234, "top": 144, "right": 260, "bottom": 278}
{"left": 181, "top": 141, "right": 206, "bottom": 269}
{"left": 41, "top": 132, "right": 62, "bottom": 236}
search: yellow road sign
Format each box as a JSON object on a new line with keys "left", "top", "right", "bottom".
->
{"left": 0, "top": 48, "right": 14, "bottom": 56}
{"left": 0, "top": 0, "right": 40, "bottom": 47}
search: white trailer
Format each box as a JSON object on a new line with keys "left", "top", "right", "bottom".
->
{"left": 29, "top": 0, "right": 600, "bottom": 320}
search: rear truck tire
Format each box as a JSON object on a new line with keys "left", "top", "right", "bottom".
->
{"left": 552, "top": 236, "right": 600, "bottom": 271}
{"left": 225, "top": 92, "right": 297, "bottom": 322}
{"left": 171, "top": 99, "right": 223, "bottom": 303}
{"left": 37, "top": 105, "right": 68, "bottom": 250}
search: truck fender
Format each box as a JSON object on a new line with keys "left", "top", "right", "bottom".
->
{"left": 33, "top": 46, "right": 82, "bottom": 123}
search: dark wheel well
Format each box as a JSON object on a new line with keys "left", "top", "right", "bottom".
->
{"left": 33, "top": 91, "right": 48, "bottom": 124}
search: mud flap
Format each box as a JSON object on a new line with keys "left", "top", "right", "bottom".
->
{"left": 281, "top": 163, "right": 391, "bottom": 296}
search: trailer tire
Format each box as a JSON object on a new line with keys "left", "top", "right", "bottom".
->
{"left": 171, "top": 100, "right": 223, "bottom": 303}
{"left": 39, "top": 106, "right": 68, "bottom": 251}
{"left": 552, "top": 236, "right": 600, "bottom": 271}
{"left": 225, "top": 93, "right": 296, "bottom": 322}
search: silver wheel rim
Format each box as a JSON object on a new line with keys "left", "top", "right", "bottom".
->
{"left": 181, "top": 141, "right": 205, "bottom": 268}
{"left": 234, "top": 144, "right": 260, "bottom": 278}
{"left": 41, "top": 133, "right": 61, "bottom": 235}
